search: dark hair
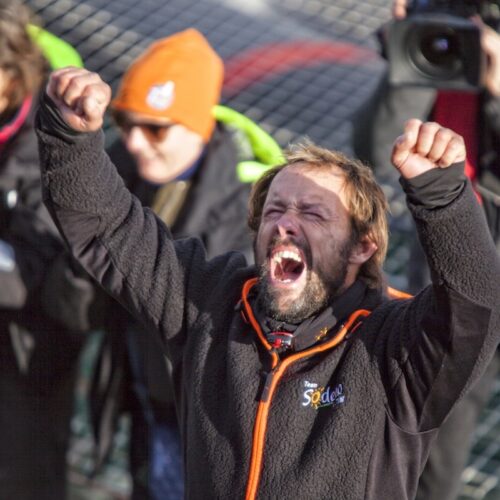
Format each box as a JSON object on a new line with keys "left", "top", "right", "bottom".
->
{"left": 248, "top": 140, "right": 389, "bottom": 289}
{"left": 0, "top": 0, "right": 46, "bottom": 113}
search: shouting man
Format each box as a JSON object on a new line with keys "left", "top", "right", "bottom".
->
{"left": 36, "top": 67, "right": 500, "bottom": 500}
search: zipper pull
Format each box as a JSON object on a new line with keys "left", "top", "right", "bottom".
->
{"left": 266, "top": 331, "right": 293, "bottom": 350}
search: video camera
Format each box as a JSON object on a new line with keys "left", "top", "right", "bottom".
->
{"left": 386, "top": 0, "right": 500, "bottom": 89}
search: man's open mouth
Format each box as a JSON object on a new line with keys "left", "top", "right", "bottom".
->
{"left": 269, "top": 247, "right": 306, "bottom": 284}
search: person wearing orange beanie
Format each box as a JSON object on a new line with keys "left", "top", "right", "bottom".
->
{"left": 110, "top": 28, "right": 224, "bottom": 184}
{"left": 97, "top": 28, "right": 279, "bottom": 500}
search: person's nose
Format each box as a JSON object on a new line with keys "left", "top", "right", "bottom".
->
{"left": 276, "top": 211, "right": 299, "bottom": 239}
{"left": 125, "top": 127, "right": 149, "bottom": 153}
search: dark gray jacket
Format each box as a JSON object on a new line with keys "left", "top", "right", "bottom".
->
{"left": 36, "top": 101, "right": 500, "bottom": 499}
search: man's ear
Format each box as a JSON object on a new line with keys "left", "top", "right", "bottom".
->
{"left": 349, "top": 235, "right": 377, "bottom": 265}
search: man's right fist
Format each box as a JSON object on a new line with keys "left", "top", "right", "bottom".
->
{"left": 46, "top": 67, "right": 111, "bottom": 133}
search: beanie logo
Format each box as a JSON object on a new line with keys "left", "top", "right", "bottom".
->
{"left": 302, "top": 381, "right": 345, "bottom": 410}
{"left": 146, "top": 81, "right": 175, "bottom": 110}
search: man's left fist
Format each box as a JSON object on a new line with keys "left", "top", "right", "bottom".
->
{"left": 391, "top": 119, "right": 466, "bottom": 179}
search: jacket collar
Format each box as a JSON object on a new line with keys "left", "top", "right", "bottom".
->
{"left": 242, "top": 278, "right": 375, "bottom": 352}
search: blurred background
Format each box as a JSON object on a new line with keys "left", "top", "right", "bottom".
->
{"left": 23, "top": 0, "right": 500, "bottom": 498}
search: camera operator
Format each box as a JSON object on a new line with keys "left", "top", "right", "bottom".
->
{"left": 353, "top": 1, "right": 500, "bottom": 499}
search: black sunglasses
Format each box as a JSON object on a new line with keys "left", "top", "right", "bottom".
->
{"left": 112, "top": 111, "right": 174, "bottom": 142}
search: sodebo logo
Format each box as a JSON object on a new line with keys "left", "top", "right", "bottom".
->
{"left": 302, "top": 380, "right": 345, "bottom": 410}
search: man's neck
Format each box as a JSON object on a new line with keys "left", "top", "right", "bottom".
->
{"left": 254, "top": 280, "right": 367, "bottom": 352}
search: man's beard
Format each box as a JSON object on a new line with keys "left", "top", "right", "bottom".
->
{"left": 257, "top": 238, "right": 353, "bottom": 323}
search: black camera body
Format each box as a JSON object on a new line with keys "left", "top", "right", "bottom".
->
{"left": 386, "top": 0, "right": 500, "bottom": 89}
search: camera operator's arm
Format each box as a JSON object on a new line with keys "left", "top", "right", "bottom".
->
{"left": 352, "top": 0, "right": 436, "bottom": 186}
{"left": 354, "top": 81, "right": 435, "bottom": 184}
{"left": 481, "top": 22, "right": 500, "bottom": 99}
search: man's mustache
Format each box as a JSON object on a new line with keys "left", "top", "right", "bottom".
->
{"left": 265, "top": 236, "right": 312, "bottom": 268}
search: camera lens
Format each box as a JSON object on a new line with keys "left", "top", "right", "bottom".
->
{"left": 408, "top": 27, "right": 463, "bottom": 79}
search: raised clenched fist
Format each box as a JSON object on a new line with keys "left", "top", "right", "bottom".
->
{"left": 46, "top": 67, "right": 112, "bottom": 133}
{"left": 391, "top": 119, "right": 466, "bottom": 179}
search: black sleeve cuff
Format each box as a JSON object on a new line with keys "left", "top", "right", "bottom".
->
{"left": 399, "top": 162, "right": 467, "bottom": 209}
{"left": 36, "top": 92, "right": 91, "bottom": 144}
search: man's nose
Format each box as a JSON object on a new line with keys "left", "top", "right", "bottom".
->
{"left": 276, "top": 211, "right": 299, "bottom": 239}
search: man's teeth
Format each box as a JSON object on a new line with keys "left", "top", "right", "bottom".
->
{"left": 273, "top": 250, "right": 302, "bottom": 264}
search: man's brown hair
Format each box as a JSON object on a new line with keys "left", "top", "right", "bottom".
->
{"left": 248, "top": 140, "right": 389, "bottom": 289}
{"left": 0, "top": 0, "right": 46, "bottom": 114}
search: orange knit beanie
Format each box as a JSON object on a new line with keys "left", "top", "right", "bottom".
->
{"left": 111, "top": 29, "right": 224, "bottom": 142}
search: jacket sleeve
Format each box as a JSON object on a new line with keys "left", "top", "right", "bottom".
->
{"left": 375, "top": 179, "right": 500, "bottom": 432}
{"left": 35, "top": 109, "right": 245, "bottom": 348}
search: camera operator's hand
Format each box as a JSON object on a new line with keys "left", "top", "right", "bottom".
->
{"left": 479, "top": 22, "right": 500, "bottom": 96}
{"left": 391, "top": 119, "right": 466, "bottom": 179}
{"left": 392, "top": 0, "right": 408, "bottom": 19}
{"left": 46, "top": 67, "right": 111, "bottom": 133}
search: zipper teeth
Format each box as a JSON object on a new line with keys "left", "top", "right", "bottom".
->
{"left": 246, "top": 401, "right": 267, "bottom": 500}
{"left": 243, "top": 280, "right": 277, "bottom": 500}
{"left": 245, "top": 361, "right": 288, "bottom": 500}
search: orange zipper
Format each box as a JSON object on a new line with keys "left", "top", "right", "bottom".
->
{"left": 241, "top": 278, "right": 370, "bottom": 500}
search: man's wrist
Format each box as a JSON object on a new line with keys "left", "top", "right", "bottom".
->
{"left": 37, "top": 92, "right": 90, "bottom": 144}
{"left": 399, "top": 162, "right": 467, "bottom": 209}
